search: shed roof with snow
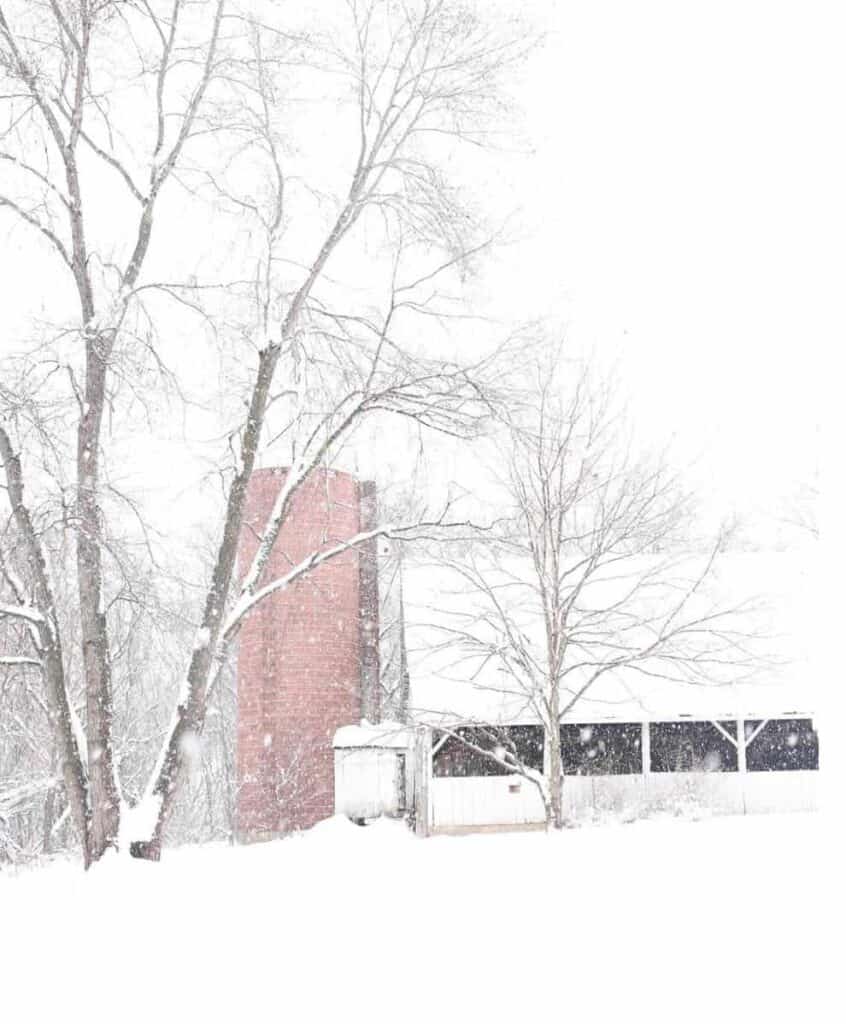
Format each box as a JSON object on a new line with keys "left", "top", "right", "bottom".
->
{"left": 333, "top": 720, "right": 411, "bottom": 749}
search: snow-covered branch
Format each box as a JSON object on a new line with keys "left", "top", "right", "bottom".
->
{"left": 0, "top": 604, "right": 45, "bottom": 627}
{"left": 0, "top": 654, "right": 42, "bottom": 668}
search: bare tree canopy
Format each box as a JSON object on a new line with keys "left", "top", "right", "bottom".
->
{"left": 0, "top": 0, "right": 530, "bottom": 865}
{"left": 409, "top": 352, "right": 764, "bottom": 827}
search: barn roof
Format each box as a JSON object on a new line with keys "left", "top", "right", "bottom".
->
{"left": 401, "top": 548, "right": 817, "bottom": 726}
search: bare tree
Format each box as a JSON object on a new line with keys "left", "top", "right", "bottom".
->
{"left": 778, "top": 480, "right": 819, "bottom": 542}
{"left": 415, "top": 355, "right": 759, "bottom": 828}
{"left": 0, "top": 0, "right": 528, "bottom": 865}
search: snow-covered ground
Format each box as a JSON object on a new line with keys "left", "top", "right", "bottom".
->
{"left": 1, "top": 811, "right": 834, "bottom": 1023}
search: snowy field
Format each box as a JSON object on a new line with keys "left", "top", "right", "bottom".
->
{"left": 1, "top": 812, "right": 834, "bottom": 1023}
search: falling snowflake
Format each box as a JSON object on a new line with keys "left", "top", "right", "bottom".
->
{"left": 179, "top": 730, "right": 204, "bottom": 776}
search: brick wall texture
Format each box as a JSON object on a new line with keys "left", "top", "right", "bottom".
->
{"left": 236, "top": 467, "right": 368, "bottom": 837}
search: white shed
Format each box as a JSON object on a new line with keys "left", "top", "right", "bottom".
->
{"left": 333, "top": 720, "right": 411, "bottom": 822}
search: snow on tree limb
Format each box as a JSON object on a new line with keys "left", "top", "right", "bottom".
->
{"left": 0, "top": 654, "right": 42, "bottom": 667}
{"left": 224, "top": 515, "right": 474, "bottom": 645}
{"left": 0, "top": 604, "right": 45, "bottom": 626}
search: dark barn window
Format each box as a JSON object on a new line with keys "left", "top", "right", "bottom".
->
{"left": 649, "top": 720, "right": 738, "bottom": 773}
{"left": 432, "top": 725, "right": 544, "bottom": 777}
{"left": 560, "top": 723, "right": 642, "bottom": 775}
{"left": 745, "top": 718, "right": 818, "bottom": 771}
{"left": 508, "top": 725, "right": 545, "bottom": 772}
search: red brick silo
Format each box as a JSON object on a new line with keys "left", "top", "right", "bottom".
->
{"left": 235, "top": 467, "right": 378, "bottom": 839}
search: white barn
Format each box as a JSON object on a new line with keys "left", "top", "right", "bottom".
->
{"left": 334, "top": 548, "right": 820, "bottom": 832}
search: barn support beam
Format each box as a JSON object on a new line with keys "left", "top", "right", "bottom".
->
{"left": 641, "top": 721, "right": 651, "bottom": 772}
{"left": 412, "top": 726, "right": 432, "bottom": 837}
{"left": 710, "top": 720, "right": 739, "bottom": 749}
{"left": 641, "top": 721, "right": 651, "bottom": 806}
{"left": 706, "top": 718, "right": 769, "bottom": 815}
{"left": 736, "top": 718, "right": 747, "bottom": 814}
{"left": 744, "top": 718, "right": 770, "bottom": 748}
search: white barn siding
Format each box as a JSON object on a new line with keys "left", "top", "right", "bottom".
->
{"left": 741, "top": 770, "right": 818, "bottom": 814}
{"left": 562, "top": 776, "right": 647, "bottom": 818}
{"left": 430, "top": 771, "right": 818, "bottom": 830}
{"left": 431, "top": 777, "right": 546, "bottom": 829}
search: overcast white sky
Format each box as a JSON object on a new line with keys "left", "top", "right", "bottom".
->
{"left": 478, "top": 0, "right": 835, "bottom": 534}
{"left": 502, "top": 0, "right": 838, "bottom": 738}
{"left": 0, "top": 0, "right": 836, "bottom": 545}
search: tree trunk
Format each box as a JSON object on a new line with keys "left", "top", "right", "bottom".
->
{"left": 0, "top": 428, "right": 92, "bottom": 866}
{"left": 547, "top": 724, "right": 564, "bottom": 829}
{"left": 132, "top": 196, "right": 374, "bottom": 857}
{"left": 547, "top": 686, "right": 564, "bottom": 829}
{"left": 129, "top": 342, "right": 283, "bottom": 859}
{"left": 77, "top": 330, "right": 121, "bottom": 860}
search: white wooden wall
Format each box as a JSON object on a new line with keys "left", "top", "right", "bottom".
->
{"left": 334, "top": 748, "right": 404, "bottom": 819}
{"left": 430, "top": 776, "right": 547, "bottom": 828}
{"left": 429, "top": 771, "right": 819, "bottom": 829}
